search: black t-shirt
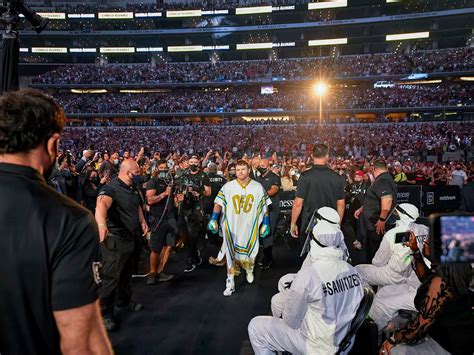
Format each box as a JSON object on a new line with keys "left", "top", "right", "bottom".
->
{"left": 203, "top": 173, "right": 227, "bottom": 213}
{"left": 98, "top": 177, "right": 142, "bottom": 237}
{"left": 146, "top": 177, "right": 174, "bottom": 220}
{"left": 362, "top": 171, "right": 397, "bottom": 230}
{"left": 257, "top": 171, "right": 281, "bottom": 213}
{"left": 180, "top": 171, "right": 211, "bottom": 211}
{"left": 295, "top": 165, "right": 345, "bottom": 227}
{"left": 0, "top": 163, "right": 100, "bottom": 355}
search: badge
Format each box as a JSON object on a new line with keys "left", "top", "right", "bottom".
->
{"left": 92, "top": 261, "right": 102, "bottom": 285}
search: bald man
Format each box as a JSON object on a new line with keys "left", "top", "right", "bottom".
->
{"left": 257, "top": 159, "right": 281, "bottom": 269}
{"left": 95, "top": 159, "right": 149, "bottom": 331}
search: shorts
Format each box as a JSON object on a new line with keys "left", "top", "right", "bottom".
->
{"left": 149, "top": 217, "right": 178, "bottom": 253}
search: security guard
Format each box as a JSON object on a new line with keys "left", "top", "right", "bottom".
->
{"left": 95, "top": 159, "right": 149, "bottom": 331}
{"left": 354, "top": 159, "right": 397, "bottom": 263}
{"left": 291, "top": 144, "right": 345, "bottom": 242}
{"left": 257, "top": 158, "right": 281, "bottom": 269}
{"left": 203, "top": 163, "right": 227, "bottom": 245}
{"left": 0, "top": 89, "right": 112, "bottom": 354}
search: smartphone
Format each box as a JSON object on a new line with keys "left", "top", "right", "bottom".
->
{"left": 431, "top": 213, "right": 474, "bottom": 263}
{"left": 395, "top": 232, "right": 410, "bottom": 244}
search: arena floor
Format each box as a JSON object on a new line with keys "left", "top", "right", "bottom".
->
{"left": 109, "top": 238, "right": 302, "bottom": 355}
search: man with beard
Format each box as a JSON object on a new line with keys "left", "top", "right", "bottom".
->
{"left": 208, "top": 160, "right": 271, "bottom": 296}
{"left": 179, "top": 156, "right": 211, "bottom": 273}
{"left": 0, "top": 90, "right": 112, "bottom": 354}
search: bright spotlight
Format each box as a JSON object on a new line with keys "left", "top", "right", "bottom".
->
{"left": 314, "top": 82, "right": 327, "bottom": 96}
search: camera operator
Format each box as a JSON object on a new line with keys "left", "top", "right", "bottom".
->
{"left": 95, "top": 159, "right": 149, "bottom": 331}
{"left": 257, "top": 158, "right": 281, "bottom": 270}
{"left": 380, "top": 234, "right": 473, "bottom": 355}
{"left": 145, "top": 159, "right": 177, "bottom": 285}
{"left": 177, "top": 156, "right": 211, "bottom": 273}
{"left": 81, "top": 169, "right": 109, "bottom": 214}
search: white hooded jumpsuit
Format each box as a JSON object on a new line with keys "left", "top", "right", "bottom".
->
{"left": 355, "top": 204, "right": 428, "bottom": 287}
{"left": 248, "top": 210, "right": 363, "bottom": 355}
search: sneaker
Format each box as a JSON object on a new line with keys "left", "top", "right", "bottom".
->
{"left": 103, "top": 317, "right": 118, "bottom": 332}
{"left": 115, "top": 302, "right": 143, "bottom": 312}
{"left": 158, "top": 273, "right": 174, "bottom": 282}
{"left": 223, "top": 279, "right": 235, "bottom": 297}
{"left": 246, "top": 269, "right": 254, "bottom": 284}
{"left": 184, "top": 263, "right": 196, "bottom": 273}
{"left": 146, "top": 273, "right": 157, "bottom": 285}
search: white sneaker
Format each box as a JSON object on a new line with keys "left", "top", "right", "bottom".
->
{"left": 223, "top": 279, "right": 235, "bottom": 297}
{"left": 246, "top": 269, "right": 254, "bottom": 284}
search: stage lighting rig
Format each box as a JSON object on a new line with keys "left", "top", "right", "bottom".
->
{"left": 0, "top": 0, "right": 49, "bottom": 34}
{"left": 0, "top": 0, "right": 49, "bottom": 93}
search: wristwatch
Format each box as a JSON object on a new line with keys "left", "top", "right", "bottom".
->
{"left": 378, "top": 217, "right": 387, "bottom": 222}
{"left": 387, "top": 335, "right": 397, "bottom": 345}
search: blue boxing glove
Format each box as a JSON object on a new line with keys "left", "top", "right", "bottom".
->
{"left": 208, "top": 212, "right": 219, "bottom": 234}
{"left": 260, "top": 215, "right": 270, "bottom": 238}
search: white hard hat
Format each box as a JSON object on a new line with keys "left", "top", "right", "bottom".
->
{"left": 396, "top": 203, "right": 419, "bottom": 222}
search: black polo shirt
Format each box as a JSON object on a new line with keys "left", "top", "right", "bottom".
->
{"left": 0, "top": 163, "right": 100, "bottom": 355}
{"left": 257, "top": 171, "right": 281, "bottom": 213}
{"left": 295, "top": 165, "right": 345, "bottom": 227}
{"left": 98, "top": 177, "right": 142, "bottom": 237}
{"left": 362, "top": 171, "right": 397, "bottom": 230}
{"left": 146, "top": 177, "right": 175, "bottom": 219}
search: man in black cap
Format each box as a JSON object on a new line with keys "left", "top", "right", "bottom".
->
{"left": 0, "top": 89, "right": 111, "bottom": 354}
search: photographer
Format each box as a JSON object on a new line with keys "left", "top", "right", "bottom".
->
{"left": 177, "top": 156, "right": 211, "bottom": 273}
{"left": 380, "top": 234, "right": 473, "bottom": 355}
{"left": 145, "top": 159, "right": 176, "bottom": 285}
{"left": 81, "top": 169, "right": 109, "bottom": 214}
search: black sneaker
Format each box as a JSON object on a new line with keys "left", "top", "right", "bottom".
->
{"left": 115, "top": 302, "right": 143, "bottom": 312}
{"left": 184, "top": 263, "right": 196, "bottom": 273}
{"left": 158, "top": 273, "right": 174, "bottom": 282}
{"left": 146, "top": 273, "right": 157, "bottom": 285}
{"left": 103, "top": 317, "right": 118, "bottom": 332}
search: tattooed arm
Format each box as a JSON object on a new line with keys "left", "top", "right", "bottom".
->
{"left": 393, "top": 276, "right": 453, "bottom": 344}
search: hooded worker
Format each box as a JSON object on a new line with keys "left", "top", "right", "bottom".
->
{"left": 355, "top": 203, "right": 429, "bottom": 287}
{"left": 248, "top": 207, "right": 363, "bottom": 355}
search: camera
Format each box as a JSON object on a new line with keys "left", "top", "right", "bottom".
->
{"left": 430, "top": 213, "right": 474, "bottom": 263}
{"left": 394, "top": 232, "right": 410, "bottom": 244}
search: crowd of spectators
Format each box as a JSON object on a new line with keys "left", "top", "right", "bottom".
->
{"left": 32, "top": 47, "right": 473, "bottom": 85}
{"left": 53, "top": 83, "right": 472, "bottom": 114}
{"left": 60, "top": 121, "right": 473, "bottom": 164}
